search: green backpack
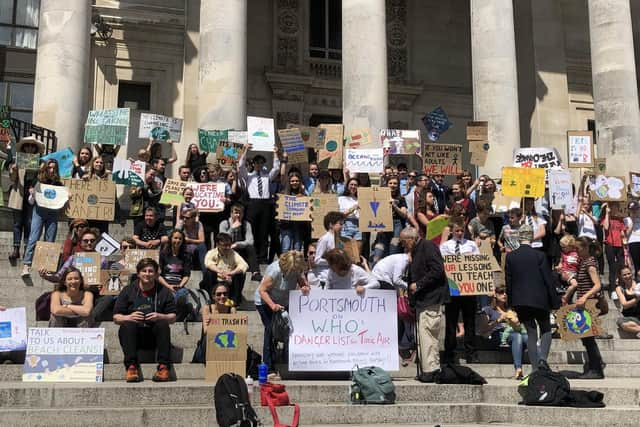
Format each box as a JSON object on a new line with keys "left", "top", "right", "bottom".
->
{"left": 350, "top": 366, "right": 396, "bottom": 404}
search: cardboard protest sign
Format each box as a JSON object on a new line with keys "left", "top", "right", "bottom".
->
{"left": 41, "top": 148, "right": 74, "bottom": 178}
{"left": 84, "top": 108, "right": 130, "bottom": 145}
{"left": 469, "top": 141, "right": 490, "bottom": 167}
{"left": 513, "top": 147, "right": 562, "bottom": 169}
{"left": 344, "top": 148, "right": 384, "bottom": 174}
{"left": 99, "top": 269, "right": 131, "bottom": 295}
{"left": 318, "top": 124, "right": 344, "bottom": 169}
{"left": 32, "top": 242, "right": 62, "bottom": 272}
{"left": 422, "top": 106, "right": 452, "bottom": 141}
{"left": 567, "top": 131, "right": 594, "bottom": 168}
{"left": 247, "top": 116, "right": 275, "bottom": 152}
{"left": 358, "top": 186, "right": 393, "bottom": 232}
{"left": 189, "top": 182, "right": 225, "bottom": 212}
{"left": 380, "top": 129, "right": 421, "bottom": 156}
{"left": 548, "top": 169, "right": 574, "bottom": 209}
{"left": 216, "top": 140, "right": 243, "bottom": 170}
{"left": 555, "top": 300, "right": 603, "bottom": 341}
{"left": 95, "top": 232, "right": 119, "bottom": 257}
{"left": 426, "top": 215, "right": 449, "bottom": 241}
{"left": 112, "top": 158, "right": 145, "bottom": 186}
{"left": 123, "top": 249, "right": 159, "bottom": 272}
{"left": 0, "top": 105, "right": 10, "bottom": 144}
{"left": 288, "top": 290, "right": 398, "bottom": 371}
{"left": 288, "top": 124, "right": 325, "bottom": 149}
{"left": 346, "top": 128, "right": 373, "bottom": 149}
{"left": 73, "top": 252, "right": 102, "bottom": 286}
{"left": 310, "top": 194, "right": 339, "bottom": 239}
{"left": 0, "top": 307, "right": 27, "bottom": 352}
{"left": 205, "top": 314, "right": 248, "bottom": 382}
{"left": 159, "top": 178, "right": 188, "bottom": 206}
{"left": 62, "top": 179, "right": 116, "bottom": 221}
{"left": 423, "top": 143, "right": 463, "bottom": 176}
{"left": 501, "top": 167, "right": 546, "bottom": 198}
{"left": 444, "top": 253, "right": 501, "bottom": 296}
{"left": 276, "top": 194, "right": 312, "bottom": 221}
{"left": 630, "top": 172, "right": 640, "bottom": 198}
{"left": 198, "top": 129, "right": 229, "bottom": 153}
{"left": 139, "top": 113, "right": 183, "bottom": 142}
{"left": 492, "top": 192, "right": 521, "bottom": 213}
{"left": 341, "top": 238, "right": 361, "bottom": 263}
{"left": 466, "top": 121, "right": 488, "bottom": 141}
{"left": 592, "top": 158, "right": 607, "bottom": 175}
{"left": 34, "top": 183, "right": 69, "bottom": 210}
{"left": 589, "top": 175, "right": 627, "bottom": 202}
{"left": 16, "top": 152, "right": 39, "bottom": 170}
{"left": 278, "top": 128, "right": 307, "bottom": 164}
{"left": 23, "top": 328, "right": 105, "bottom": 382}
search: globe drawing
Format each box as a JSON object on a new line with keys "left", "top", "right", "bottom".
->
{"left": 213, "top": 330, "right": 238, "bottom": 349}
{"left": 564, "top": 309, "right": 592, "bottom": 335}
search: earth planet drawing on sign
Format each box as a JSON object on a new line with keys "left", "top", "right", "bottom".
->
{"left": 564, "top": 309, "right": 592, "bottom": 335}
{"left": 213, "top": 330, "right": 238, "bottom": 349}
{"left": 151, "top": 127, "right": 170, "bottom": 141}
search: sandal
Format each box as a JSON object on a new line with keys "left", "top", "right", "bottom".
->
{"left": 515, "top": 369, "right": 523, "bottom": 380}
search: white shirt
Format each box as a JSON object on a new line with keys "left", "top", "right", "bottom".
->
{"left": 339, "top": 195, "right": 359, "bottom": 219}
{"left": 238, "top": 156, "right": 280, "bottom": 200}
{"left": 327, "top": 265, "right": 379, "bottom": 290}
{"left": 372, "top": 254, "right": 410, "bottom": 289}
{"left": 625, "top": 216, "right": 640, "bottom": 244}
{"left": 440, "top": 238, "right": 480, "bottom": 256}
{"left": 313, "top": 231, "right": 336, "bottom": 283}
{"left": 524, "top": 214, "right": 547, "bottom": 248}
{"left": 578, "top": 213, "right": 597, "bottom": 240}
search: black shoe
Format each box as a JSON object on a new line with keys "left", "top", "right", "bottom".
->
{"left": 464, "top": 352, "right": 479, "bottom": 363}
{"left": 578, "top": 370, "right": 604, "bottom": 380}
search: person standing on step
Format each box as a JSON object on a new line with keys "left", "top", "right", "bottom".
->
{"left": 113, "top": 258, "right": 176, "bottom": 383}
{"left": 505, "top": 224, "right": 560, "bottom": 373}
{"left": 405, "top": 227, "right": 449, "bottom": 375}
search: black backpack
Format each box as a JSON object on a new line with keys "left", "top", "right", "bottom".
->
{"left": 214, "top": 373, "right": 259, "bottom": 427}
{"left": 522, "top": 361, "right": 571, "bottom": 406}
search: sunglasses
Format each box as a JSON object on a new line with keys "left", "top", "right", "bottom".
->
{"left": 82, "top": 239, "right": 96, "bottom": 244}
{"left": 215, "top": 292, "right": 228, "bottom": 296}
{"left": 495, "top": 290, "right": 505, "bottom": 295}
{"left": 308, "top": 251, "right": 316, "bottom": 256}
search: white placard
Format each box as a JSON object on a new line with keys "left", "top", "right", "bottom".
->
{"left": 288, "top": 289, "right": 398, "bottom": 371}
{"left": 23, "top": 328, "right": 105, "bottom": 382}
{"left": 34, "top": 183, "right": 70, "bottom": 210}
{"left": 189, "top": 182, "right": 226, "bottom": 212}
{"left": 138, "top": 113, "right": 183, "bottom": 142}
{"left": 228, "top": 130, "right": 248, "bottom": 145}
{"left": 513, "top": 147, "right": 562, "bottom": 169}
{"left": 96, "top": 232, "right": 120, "bottom": 257}
{"left": 344, "top": 148, "right": 384, "bottom": 174}
{"left": 548, "top": 169, "right": 574, "bottom": 210}
{"left": 247, "top": 116, "right": 275, "bottom": 152}
{"left": 0, "top": 307, "right": 27, "bottom": 352}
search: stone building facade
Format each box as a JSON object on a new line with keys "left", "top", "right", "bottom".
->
{"left": 3, "top": 0, "right": 640, "bottom": 178}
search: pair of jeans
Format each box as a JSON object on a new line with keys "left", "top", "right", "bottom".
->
{"left": 280, "top": 223, "right": 304, "bottom": 252}
{"left": 508, "top": 331, "right": 527, "bottom": 369}
{"left": 605, "top": 244, "right": 624, "bottom": 289}
{"left": 372, "top": 219, "right": 403, "bottom": 263}
{"left": 256, "top": 304, "right": 274, "bottom": 371}
{"left": 187, "top": 242, "right": 208, "bottom": 274}
{"left": 118, "top": 319, "right": 172, "bottom": 367}
{"left": 515, "top": 306, "right": 552, "bottom": 372}
{"left": 12, "top": 204, "right": 33, "bottom": 249}
{"left": 23, "top": 205, "right": 59, "bottom": 265}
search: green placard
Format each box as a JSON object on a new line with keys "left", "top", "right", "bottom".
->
{"left": 198, "top": 129, "right": 230, "bottom": 153}
{"left": 84, "top": 108, "right": 130, "bottom": 145}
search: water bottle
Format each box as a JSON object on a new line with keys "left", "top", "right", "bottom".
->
{"left": 245, "top": 376, "right": 254, "bottom": 400}
{"left": 258, "top": 362, "right": 268, "bottom": 385}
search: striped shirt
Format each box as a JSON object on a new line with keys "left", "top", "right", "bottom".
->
{"left": 576, "top": 256, "right": 598, "bottom": 298}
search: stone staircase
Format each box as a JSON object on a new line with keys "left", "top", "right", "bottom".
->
{"left": 0, "top": 220, "right": 638, "bottom": 426}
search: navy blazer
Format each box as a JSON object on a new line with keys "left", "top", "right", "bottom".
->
{"left": 505, "top": 244, "right": 561, "bottom": 311}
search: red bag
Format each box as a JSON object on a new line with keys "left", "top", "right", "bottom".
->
{"left": 397, "top": 294, "right": 415, "bottom": 322}
{"left": 260, "top": 382, "right": 300, "bottom": 427}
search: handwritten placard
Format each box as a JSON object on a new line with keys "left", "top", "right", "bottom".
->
{"left": 548, "top": 169, "right": 574, "bottom": 209}
{"left": 555, "top": 300, "right": 603, "bottom": 341}
{"left": 318, "top": 124, "right": 343, "bottom": 169}
{"left": 358, "top": 186, "right": 393, "bottom": 232}
{"left": 123, "top": 249, "right": 159, "bottom": 272}
{"left": 288, "top": 289, "right": 398, "bottom": 371}
{"left": 198, "top": 129, "right": 229, "bottom": 153}
{"left": 310, "top": 194, "right": 339, "bottom": 239}
{"left": 567, "top": 131, "right": 594, "bottom": 168}
{"left": 84, "top": 108, "right": 130, "bottom": 146}
{"left": 16, "top": 152, "right": 40, "bottom": 170}
{"left": 160, "top": 178, "right": 189, "bottom": 206}
{"left": 513, "top": 147, "right": 562, "bottom": 169}
{"left": 247, "top": 116, "right": 275, "bottom": 152}
{"left": 422, "top": 106, "right": 451, "bottom": 141}
{"left": 346, "top": 128, "right": 373, "bottom": 149}
{"left": 112, "top": 158, "right": 145, "bottom": 186}
{"left": 278, "top": 128, "right": 308, "bottom": 164}
{"left": 380, "top": 129, "right": 421, "bottom": 156}
{"left": 189, "top": 182, "right": 226, "bottom": 212}
{"left": 0, "top": 307, "right": 27, "bottom": 352}
{"left": 276, "top": 195, "right": 312, "bottom": 222}
{"left": 423, "top": 143, "right": 463, "bottom": 176}
{"left": 589, "top": 175, "right": 627, "bottom": 202}
{"left": 501, "top": 167, "right": 546, "bottom": 198}
{"left": 32, "top": 242, "right": 62, "bottom": 273}
{"left": 288, "top": 124, "right": 325, "bottom": 150}
{"left": 204, "top": 314, "right": 249, "bottom": 382}
{"left": 62, "top": 179, "right": 116, "bottom": 221}
{"left": 73, "top": 252, "right": 101, "bottom": 286}
{"left": 99, "top": 269, "right": 131, "bottom": 295}
{"left": 344, "top": 148, "right": 384, "bottom": 174}
{"left": 216, "top": 140, "right": 243, "bottom": 170}
{"left": 139, "top": 113, "right": 183, "bottom": 142}
{"left": 444, "top": 253, "right": 500, "bottom": 296}
{"left": 41, "top": 148, "right": 74, "bottom": 178}
{"left": 630, "top": 172, "right": 640, "bottom": 198}
{"left": 466, "top": 121, "right": 488, "bottom": 141}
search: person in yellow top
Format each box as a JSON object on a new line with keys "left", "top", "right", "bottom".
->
{"left": 203, "top": 232, "right": 249, "bottom": 307}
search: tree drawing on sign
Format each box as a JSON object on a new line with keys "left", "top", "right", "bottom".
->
{"left": 370, "top": 201, "right": 380, "bottom": 217}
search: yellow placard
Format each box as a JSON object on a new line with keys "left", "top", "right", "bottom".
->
{"left": 501, "top": 167, "right": 545, "bottom": 198}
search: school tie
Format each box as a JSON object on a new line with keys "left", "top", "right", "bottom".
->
{"left": 527, "top": 215, "right": 534, "bottom": 227}
{"left": 455, "top": 240, "right": 461, "bottom": 255}
{"left": 257, "top": 174, "right": 264, "bottom": 198}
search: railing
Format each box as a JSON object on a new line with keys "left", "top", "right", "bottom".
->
{"left": 10, "top": 118, "right": 57, "bottom": 154}
{"left": 307, "top": 57, "right": 341, "bottom": 80}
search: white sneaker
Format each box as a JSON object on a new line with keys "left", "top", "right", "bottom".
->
{"left": 21, "top": 265, "right": 30, "bottom": 277}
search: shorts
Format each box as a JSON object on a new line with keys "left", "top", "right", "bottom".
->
{"left": 340, "top": 218, "right": 362, "bottom": 241}
{"left": 616, "top": 316, "right": 640, "bottom": 327}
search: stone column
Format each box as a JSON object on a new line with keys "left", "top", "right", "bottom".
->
{"left": 342, "top": 0, "right": 388, "bottom": 142}
{"left": 471, "top": 0, "right": 520, "bottom": 178}
{"left": 588, "top": 0, "right": 640, "bottom": 174}
{"left": 32, "top": 0, "right": 91, "bottom": 152}
{"left": 198, "top": 0, "right": 247, "bottom": 131}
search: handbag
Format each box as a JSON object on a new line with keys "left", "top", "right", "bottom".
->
{"left": 397, "top": 293, "right": 415, "bottom": 322}
{"left": 261, "top": 382, "right": 300, "bottom": 427}
{"left": 35, "top": 291, "right": 52, "bottom": 321}
{"left": 191, "top": 330, "right": 206, "bottom": 363}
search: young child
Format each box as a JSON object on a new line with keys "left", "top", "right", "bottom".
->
{"left": 314, "top": 211, "right": 346, "bottom": 288}
{"left": 175, "top": 186, "right": 196, "bottom": 229}
{"left": 468, "top": 202, "right": 496, "bottom": 248}
{"left": 556, "top": 234, "right": 579, "bottom": 290}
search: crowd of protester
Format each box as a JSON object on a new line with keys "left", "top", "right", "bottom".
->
{"left": 6, "top": 136, "right": 638, "bottom": 382}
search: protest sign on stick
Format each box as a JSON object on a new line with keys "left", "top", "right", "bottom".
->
{"left": 276, "top": 195, "right": 312, "bottom": 222}
{"left": 84, "top": 108, "right": 130, "bottom": 145}
{"left": 501, "top": 167, "right": 546, "bottom": 198}
{"left": 62, "top": 179, "right": 116, "bottom": 221}
{"left": 139, "top": 113, "right": 183, "bottom": 142}
{"left": 423, "top": 143, "right": 463, "bottom": 176}
{"left": 277, "top": 128, "right": 308, "bottom": 164}
{"left": 318, "top": 124, "right": 343, "bottom": 169}
{"left": 589, "top": 175, "right": 627, "bottom": 202}
{"left": 247, "top": 116, "right": 275, "bottom": 152}
{"left": 344, "top": 148, "right": 384, "bottom": 174}
{"left": 358, "top": 186, "right": 393, "bottom": 232}
{"left": 548, "top": 169, "right": 574, "bottom": 209}
{"left": 567, "top": 131, "right": 594, "bottom": 168}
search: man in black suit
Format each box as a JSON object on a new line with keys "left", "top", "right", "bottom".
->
{"left": 404, "top": 227, "right": 450, "bottom": 374}
{"left": 505, "top": 224, "right": 560, "bottom": 372}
